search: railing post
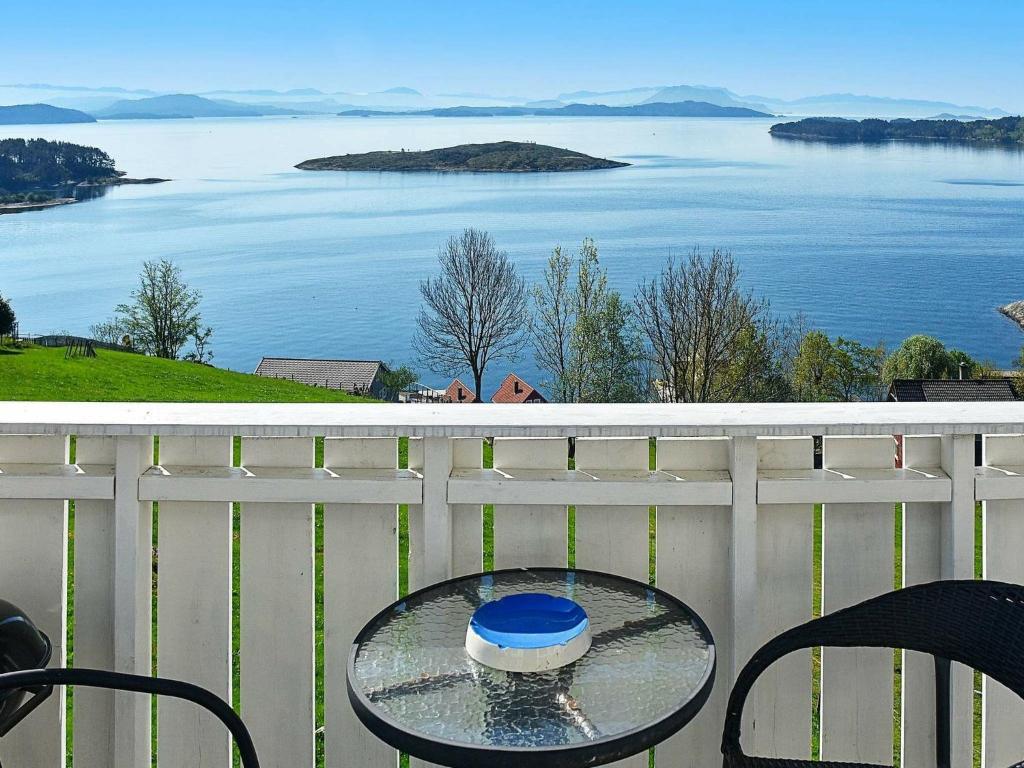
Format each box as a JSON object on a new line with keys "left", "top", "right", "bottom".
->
{"left": 113, "top": 435, "right": 152, "bottom": 768}
{"left": 420, "top": 436, "right": 454, "bottom": 585}
{"left": 729, "top": 436, "right": 759, "bottom": 683}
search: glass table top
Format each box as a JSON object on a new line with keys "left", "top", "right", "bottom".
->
{"left": 348, "top": 568, "right": 715, "bottom": 767}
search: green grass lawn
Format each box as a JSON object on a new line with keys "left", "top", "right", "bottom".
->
{"left": 0, "top": 344, "right": 375, "bottom": 402}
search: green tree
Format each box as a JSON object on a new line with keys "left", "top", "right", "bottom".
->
{"left": 531, "top": 239, "right": 647, "bottom": 402}
{"left": 792, "top": 331, "right": 839, "bottom": 401}
{"left": 0, "top": 294, "right": 15, "bottom": 341}
{"left": 834, "top": 337, "right": 887, "bottom": 401}
{"left": 115, "top": 259, "right": 209, "bottom": 359}
{"left": 881, "top": 335, "right": 971, "bottom": 383}
{"left": 378, "top": 364, "right": 420, "bottom": 401}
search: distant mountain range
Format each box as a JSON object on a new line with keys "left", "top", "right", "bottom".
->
{"left": 340, "top": 101, "right": 772, "bottom": 118}
{"left": 93, "top": 94, "right": 312, "bottom": 119}
{"left": 0, "top": 82, "right": 1013, "bottom": 121}
{"left": 0, "top": 103, "right": 95, "bottom": 125}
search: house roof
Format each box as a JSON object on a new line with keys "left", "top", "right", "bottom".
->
{"left": 254, "top": 357, "right": 385, "bottom": 391}
{"left": 445, "top": 378, "right": 478, "bottom": 403}
{"left": 491, "top": 373, "right": 547, "bottom": 404}
{"left": 889, "top": 378, "right": 1019, "bottom": 402}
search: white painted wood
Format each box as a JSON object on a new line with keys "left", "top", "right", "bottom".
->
{"left": 8, "top": 400, "right": 1024, "bottom": 439}
{"left": 0, "top": 461, "right": 112, "bottom": 499}
{"left": 448, "top": 467, "right": 731, "bottom": 506}
{"left": 820, "top": 436, "right": 895, "bottom": 765}
{"left": 575, "top": 437, "right": 651, "bottom": 768}
{"left": 901, "top": 435, "right": 975, "bottom": 768}
{"left": 113, "top": 435, "right": 154, "bottom": 768}
{"left": 140, "top": 465, "right": 421, "bottom": 504}
{"left": 750, "top": 437, "right": 814, "bottom": 759}
{"left": 420, "top": 437, "right": 454, "bottom": 585}
{"left": 655, "top": 437, "right": 731, "bottom": 768}
{"left": 0, "top": 435, "right": 68, "bottom": 768}
{"left": 240, "top": 437, "right": 315, "bottom": 768}
{"left": 157, "top": 437, "right": 233, "bottom": 768}
{"left": 73, "top": 436, "right": 118, "bottom": 767}
{"left": 492, "top": 438, "right": 568, "bottom": 568}
{"left": 450, "top": 439, "right": 483, "bottom": 577}
{"left": 982, "top": 435, "right": 1024, "bottom": 768}
{"left": 409, "top": 438, "right": 485, "bottom": 586}
{"left": 730, "top": 437, "right": 759, "bottom": 685}
{"left": 975, "top": 464, "right": 1024, "bottom": 499}
{"left": 757, "top": 466, "right": 950, "bottom": 504}
{"left": 323, "top": 438, "right": 398, "bottom": 768}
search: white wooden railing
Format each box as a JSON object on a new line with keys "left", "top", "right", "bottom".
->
{"left": 2, "top": 401, "right": 1024, "bottom": 768}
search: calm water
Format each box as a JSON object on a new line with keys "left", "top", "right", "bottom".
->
{"left": 2, "top": 115, "right": 1023, "bottom": 392}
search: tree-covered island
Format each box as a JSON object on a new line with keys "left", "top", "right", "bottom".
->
{"left": 770, "top": 116, "right": 1024, "bottom": 143}
{"left": 295, "top": 141, "right": 629, "bottom": 172}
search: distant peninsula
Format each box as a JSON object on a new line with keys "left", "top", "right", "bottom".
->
{"left": 0, "top": 138, "right": 167, "bottom": 214}
{"left": 0, "top": 103, "right": 96, "bottom": 125}
{"left": 770, "top": 116, "right": 1024, "bottom": 144}
{"left": 338, "top": 100, "right": 773, "bottom": 118}
{"left": 296, "top": 141, "right": 629, "bottom": 172}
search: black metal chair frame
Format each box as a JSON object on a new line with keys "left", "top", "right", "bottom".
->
{"left": 721, "top": 579, "right": 1024, "bottom": 768}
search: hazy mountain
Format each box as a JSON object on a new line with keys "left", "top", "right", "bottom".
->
{"left": 339, "top": 101, "right": 772, "bottom": 118}
{"left": 641, "top": 85, "right": 769, "bottom": 112}
{"left": 0, "top": 103, "right": 96, "bottom": 124}
{"left": 379, "top": 87, "right": 421, "bottom": 95}
{"left": 756, "top": 92, "right": 1010, "bottom": 118}
{"left": 4, "top": 83, "right": 158, "bottom": 95}
{"left": 93, "top": 94, "right": 310, "bottom": 119}
{"left": 556, "top": 87, "right": 662, "bottom": 106}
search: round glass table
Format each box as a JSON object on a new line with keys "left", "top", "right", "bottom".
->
{"left": 347, "top": 568, "right": 716, "bottom": 768}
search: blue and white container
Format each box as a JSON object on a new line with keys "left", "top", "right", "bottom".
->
{"left": 465, "top": 593, "right": 591, "bottom": 673}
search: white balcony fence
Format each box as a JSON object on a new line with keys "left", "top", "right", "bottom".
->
{"left": 1, "top": 401, "right": 1024, "bottom": 768}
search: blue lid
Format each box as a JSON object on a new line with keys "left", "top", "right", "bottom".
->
{"left": 469, "top": 593, "right": 589, "bottom": 649}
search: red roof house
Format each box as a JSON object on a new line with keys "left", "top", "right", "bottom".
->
{"left": 491, "top": 373, "right": 547, "bottom": 404}
{"left": 445, "top": 378, "right": 478, "bottom": 403}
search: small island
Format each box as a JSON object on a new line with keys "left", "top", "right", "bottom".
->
{"left": 0, "top": 138, "right": 168, "bottom": 214}
{"left": 295, "top": 141, "right": 629, "bottom": 172}
{"left": 0, "top": 103, "right": 96, "bottom": 125}
{"left": 770, "top": 116, "right": 1024, "bottom": 144}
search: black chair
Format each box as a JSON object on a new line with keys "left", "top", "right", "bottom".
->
{"left": 721, "top": 580, "right": 1024, "bottom": 768}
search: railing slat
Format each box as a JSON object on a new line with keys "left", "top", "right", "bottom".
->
{"left": 655, "top": 437, "right": 731, "bottom": 768}
{"left": 73, "top": 436, "right": 118, "bottom": 767}
{"left": 324, "top": 438, "right": 399, "bottom": 768}
{"left": 240, "top": 437, "right": 315, "bottom": 768}
{"left": 156, "top": 437, "right": 233, "bottom": 768}
{"left": 0, "top": 435, "right": 68, "bottom": 768}
{"left": 492, "top": 438, "right": 568, "bottom": 568}
{"left": 575, "top": 437, "right": 651, "bottom": 768}
{"left": 750, "top": 437, "right": 814, "bottom": 759}
{"left": 982, "top": 435, "right": 1024, "bottom": 768}
{"left": 820, "top": 436, "right": 895, "bottom": 765}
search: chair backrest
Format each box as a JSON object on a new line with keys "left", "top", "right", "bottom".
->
{"left": 722, "top": 580, "right": 1024, "bottom": 755}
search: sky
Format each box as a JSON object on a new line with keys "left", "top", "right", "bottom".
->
{"left": 3, "top": 0, "right": 1023, "bottom": 109}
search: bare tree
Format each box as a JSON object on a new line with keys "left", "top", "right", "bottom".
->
{"left": 635, "top": 247, "right": 782, "bottom": 402}
{"left": 415, "top": 229, "right": 528, "bottom": 400}
{"left": 115, "top": 259, "right": 209, "bottom": 359}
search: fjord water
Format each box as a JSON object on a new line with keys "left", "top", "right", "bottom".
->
{"left": 3, "top": 115, "right": 1023, "bottom": 389}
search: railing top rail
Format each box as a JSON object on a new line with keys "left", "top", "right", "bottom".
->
{"left": 1, "top": 401, "right": 1023, "bottom": 438}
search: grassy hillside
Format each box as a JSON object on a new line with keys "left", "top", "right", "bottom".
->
{"left": 0, "top": 345, "right": 375, "bottom": 402}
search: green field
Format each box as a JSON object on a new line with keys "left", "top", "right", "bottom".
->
{"left": 0, "top": 345, "right": 374, "bottom": 402}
